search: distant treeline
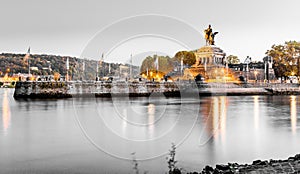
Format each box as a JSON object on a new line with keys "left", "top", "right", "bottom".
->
{"left": 0, "top": 53, "right": 132, "bottom": 80}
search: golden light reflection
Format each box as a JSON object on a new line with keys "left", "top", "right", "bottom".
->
{"left": 253, "top": 96, "right": 259, "bottom": 130}
{"left": 2, "top": 89, "right": 11, "bottom": 135}
{"left": 202, "top": 97, "right": 228, "bottom": 143}
{"left": 290, "top": 96, "right": 297, "bottom": 134}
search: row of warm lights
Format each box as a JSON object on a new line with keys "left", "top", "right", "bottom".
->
{"left": 0, "top": 74, "right": 37, "bottom": 82}
{"left": 141, "top": 70, "right": 164, "bottom": 81}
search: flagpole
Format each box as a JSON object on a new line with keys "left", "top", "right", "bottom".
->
{"left": 27, "top": 47, "right": 31, "bottom": 77}
{"left": 146, "top": 68, "right": 149, "bottom": 79}
{"left": 28, "top": 59, "right": 30, "bottom": 76}
{"left": 130, "top": 54, "right": 133, "bottom": 79}
{"left": 101, "top": 53, "right": 104, "bottom": 79}
{"left": 155, "top": 54, "right": 159, "bottom": 72}
{"left": 66, "top": 57, "right": 69, "bottom": 82}
{"left": 96, "top": 61, "right": 99, "bottom": 81}
{"left": 180, "top": 55, "right": 183, "bottom": 78}
{"left": 82, "top": 60, "right": 85, "bottom": 81}
{"left": 108, "top": 63, "right": 111, "bottom": 74}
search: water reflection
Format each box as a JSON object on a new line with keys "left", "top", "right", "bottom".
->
{"left": 201, "top": 97, "right": 228, "bottom": 143}
{"left": 290, "top": 96, "right": 297, "bottom": 134}
{"left": 2, "top": 94, "right": 300, "bottom": 173}
{"left": 2, "top": 89, "right": 11, "bottom": 135}
{"left": 147, "top": 104, "right": 155, "bottom": 138}
{"left": 121, "top": 108, "right": 127, "bottom": 133}
{"left": 253, "top": 96, "right": 259, "bottom": 130}
{"left": 219, "top": 97, "right": 227, "bottom": 143}
{"left": 120, "top": 102, "right": 156, "bottom": 139}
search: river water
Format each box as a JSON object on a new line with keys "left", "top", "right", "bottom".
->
{"left": 0, "top": 88, "right": 299, "bottom": 173}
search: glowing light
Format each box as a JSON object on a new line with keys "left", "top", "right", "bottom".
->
{"left": 219, "top": 96, "right": 227, "bottom": 143}
{"left": 291, "top": 71, "right": 295, "bottom": 76}
{"left": 204, "top": 97, "right": 228, "bottom": 143}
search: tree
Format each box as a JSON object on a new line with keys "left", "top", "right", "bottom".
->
{"left": 266, "top": 41, "right": 300, "bottom": 78}
{"left": 140, "top": 56, "right": 155, "bottom": 72}
{"left": 173, "top": 51, "right": 196, "bottom": 66}
{"left": 226, "top": 55, "right": 240, "bottom": 64}
{"left": 140, "top": 55, "right": 174, "bottom": 74}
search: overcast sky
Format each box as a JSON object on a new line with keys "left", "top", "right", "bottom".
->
{"left": 1, "top": 0, "right": 300, "bottom": 63}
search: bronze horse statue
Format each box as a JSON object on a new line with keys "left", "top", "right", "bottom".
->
{"left": 204, "top": 25, "right": 218, "bottom": 45}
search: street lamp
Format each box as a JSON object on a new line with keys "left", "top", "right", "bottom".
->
{"left": 244, "top": 56, "right": 251, "bottom": 83}
{"left": 263, "top": 56, "right": 271, "bottom": 83}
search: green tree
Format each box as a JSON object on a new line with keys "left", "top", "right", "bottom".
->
{"left": 140, "top": 55, "right": 173, "bottom": 74}
{"left": 266, "top": 41, "right": 300, "bottom": 78}
{"left": 173, "top": 51, "right": 196, "bottom": 66}
{"left": 140, "top": 56, "right": 155, "bottom": 72}
{"left": 226, "top": 55, "right": 240, "bottom": 64}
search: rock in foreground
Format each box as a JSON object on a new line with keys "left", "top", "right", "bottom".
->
{"left": 198, "top": 154, "right": 300, "bottom": 174}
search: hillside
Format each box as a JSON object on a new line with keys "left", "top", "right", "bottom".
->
{"left": 0, "top": 53, "right": 138, "bottom": 80}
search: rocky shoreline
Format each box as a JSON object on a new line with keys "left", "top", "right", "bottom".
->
{"left": 189, "top": 154, "right": 300, "bottom": 174}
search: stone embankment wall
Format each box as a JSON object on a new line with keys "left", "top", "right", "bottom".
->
{"left": 13, "top": 81, "right": 300, "bottom": 99}
{"left": 13, "top": 81, "right": 187, "bottom": 99}
{"left": 14, "top": 81, "right": 71, "bottom": 99}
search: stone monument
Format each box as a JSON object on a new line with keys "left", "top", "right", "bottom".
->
{"left": 184, "top": 25, "right": 234, "bottom": 81}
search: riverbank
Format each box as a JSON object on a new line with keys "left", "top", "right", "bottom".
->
{"left": 13, "top": 81, "right": 300, "bottom": 99}
{"left": 197, "top": 154, "right": 300, "bottom": 174}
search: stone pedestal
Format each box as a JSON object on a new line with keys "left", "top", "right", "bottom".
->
{"left": 193, "top": 45, "right": 226, "bottom": 67}
{"left": 184, "top": 45, "right": 227, "bottom": 80}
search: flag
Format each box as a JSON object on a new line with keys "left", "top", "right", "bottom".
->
{"left": 96, "top": 61, "right": 99, "bottom": 75}
{"left": 108, "top": 63, "right": 111, "bottom": 74}
{"left": 130, "top": 54, "right": 133, "bottom": 78}
{"left": 100, "top": 53, "right": 104, "bottom": 75}
{"left": 82, "top": 61, "right": 85, "bottom": 71}
{"left": 66, "top": 57, "right": 69, "bottom": 70}
{"left": 155, "top": 56, "right": 159, "bottom": 71}
{"left": 180, "top": 56, "right": 184, "bottom": 72}
{"left": 146, "top": 68, "right": 149, "bottom": 76}
{"left": 23, "top": 47, "right": 30, "bottom": 63}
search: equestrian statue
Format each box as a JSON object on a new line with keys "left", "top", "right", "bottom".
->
{"left": 204, "top": 24, "right": 218, "bottom": 45}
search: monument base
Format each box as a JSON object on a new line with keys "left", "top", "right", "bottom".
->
{"left": 184, "top": 45, "right": 238, "bottom": 82}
